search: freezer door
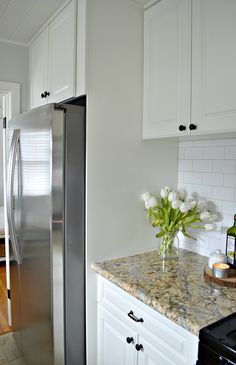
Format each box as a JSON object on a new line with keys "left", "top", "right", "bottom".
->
{"left": 18, "top": 104, "right": 65, "bottom": 365}
{"left": 7, "top": 114, "right": 22, "bottom": 353}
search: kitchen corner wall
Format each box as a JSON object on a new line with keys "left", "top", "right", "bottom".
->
{"left": 178, "top": 138, "right": 236, "bottom": 257}
{"left": 85, "top": 0, "right": 178, "bottom": 364}
{"left": 0, "top": 41, "right": 29, "bottom": 113}
{"left": 0, "top": 41, "right": 29, "bottom": 205}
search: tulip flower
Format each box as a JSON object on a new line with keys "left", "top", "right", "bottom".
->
{"left": 179, "top": 202, "right": 191, "bottom": 213}
{"left": 142, "top": 192, "right": 152, "bottom": 202}
{"left": 172, "top": 200, "right": 182, "bottom": 209}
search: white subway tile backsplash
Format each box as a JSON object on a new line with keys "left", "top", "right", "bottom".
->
{"left": 193, "top": 139, "right": 215, "bottom": 147}
{"left": 178, "top": 171, "right": 184, "bottom": 183}
{"left": 224, "top": 174, "right": 236, "bottom": 188}
{"left": 202, "top": 173, "right": 223, "bottom": 186}
{"left": 223, "top": 201, "right": 236, "bottom": 215}
{"left": 203, "top": 146, "right": 224, "bottom": 160}
{"left": 223, "top": 214, "right": 234, "bottom": 229}
{"left": 191, "top": 184, "right": 212, "bottom": 199}
{"left": 178, "top": 138, "right": 236, "bottom": 256}
{"left": 213, "top": 160, "right": 235, "bottom": 173}
{"left": 212, "top": 186, "right": 234, "bottom": 201}
{"left": 215, "top": 138, "right": 236, "bottom": 146}
{"left": 225, "top": 146, "right": 236, "bottom": 159}
{"left": 178, "top": 160, "right": 193, "bottom": 172}
{"left": 185, "top": 147, "right": 204, "bottom": 160}
{"left": 183, "top": 172, "right": 203, "bottom": 184}
{"left": 179, "top": 148, "right": 185, "bottom": 159}
{"left": 193, "top": 160, "right": 212, "bottom": 172}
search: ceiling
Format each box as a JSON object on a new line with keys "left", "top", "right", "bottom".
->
{"left": 0, "top": 0, "right": 65, "bottom": 45}
{"left": 0, "top": 0, "right": 153, "bottom": 46}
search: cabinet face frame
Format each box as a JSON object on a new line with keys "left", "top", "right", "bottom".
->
{"left": 143, "top": 0, "right": 192, "bottom": 139}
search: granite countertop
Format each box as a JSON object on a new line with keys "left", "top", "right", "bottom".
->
{"left": 91, "top": 249, "right": 236, "bottom": 336}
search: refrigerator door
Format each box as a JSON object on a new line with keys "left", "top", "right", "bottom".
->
{"left": 18, "top": 104, "right": 64, "bottom": 365}
{"left": 7, "top": 114, "right": 22, "bottom": 352}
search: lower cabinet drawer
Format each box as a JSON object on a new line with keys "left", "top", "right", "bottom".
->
{"left": 97, "top": 276, "right": 198, "bottom": 365}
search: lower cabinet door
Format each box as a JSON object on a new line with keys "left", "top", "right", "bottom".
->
{"left": 98, "top": 305, "right": 137, "bottom": 365}
{"left": 137, "top": 337, "right": 177, "bottom": 365}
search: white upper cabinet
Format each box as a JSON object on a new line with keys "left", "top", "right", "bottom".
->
{"left": 143, "top": 0, "right": 236, "bottom": 139}
{"left": 47, "top": 1, "right": 76, "bottom": 104}
{"left": 191, "top": 0, "right": 236, "bottom": 135}
{"left": 30, "top": 1, "right": 76, "bottom": 109}
{"left": 30, "top": 28, "right": 48, "bottom": 109}
{"left": 143, "top": 0, "right": 191, "bottom": 139}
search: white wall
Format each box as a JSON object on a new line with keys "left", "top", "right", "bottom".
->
{"left": 0, "top": 42, "right": 29, "bottom": 113}
{"left": 0, "top": 41, "right": 29, "bottom": 206}
{"left": 0, "top": 119, "right": 3, "bottom": 205}
{"left": 178, "top": 138, "right": 236, "bottom": 257}
{"left": 85, "top": 0, "right": 178, "bottom": 363}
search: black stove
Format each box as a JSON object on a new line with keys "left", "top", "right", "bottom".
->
{"left": 197, "top": 312, "right": 236, "bottom": 365}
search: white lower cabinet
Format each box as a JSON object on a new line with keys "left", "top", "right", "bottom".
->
{"left": 98, "top": 306, "right": 137, "bottom": 365}
{"left": 97, "top": 276, "right": 198, "bottom": 365}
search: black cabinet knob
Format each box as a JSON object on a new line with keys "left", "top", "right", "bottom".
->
{"left": 179, "top": 124, "right": 186, "bottom": 132}
{"left": 126, "top": 337, "right": 134, "bottom": 344}
{"left": 41, "top": 91, "right": 50, "bottom": 99}
{"left": 135, "top": 344, "right": 143, "bottom": 352}
{"left": 189, "top": 123, "right": 197, "bottom": 130}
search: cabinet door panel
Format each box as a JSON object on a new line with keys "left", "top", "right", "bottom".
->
{"left": 143, "top": 0, "right": 191, "bottom": 139}
{"left": 30, "top": 28, "right": 48, "bottom": 109}
{"left": 48, "top": 1, "right": 75, "bottom": 103}
{"left": 137, "top": 337, "right": 176, "bottom": 365}
{"left": 98, "top": 305, "right": 137, "bottom": 365}
{"left": 192, "top": 0, "right": 236, "bottom": 135}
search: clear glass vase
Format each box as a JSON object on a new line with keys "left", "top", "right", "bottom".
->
{"left": 158, "top": 231, "right": 179, "bottom": 260}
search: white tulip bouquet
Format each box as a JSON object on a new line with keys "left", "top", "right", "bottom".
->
{"left": 142, "top": 187, "right": 217, "bottom": 259}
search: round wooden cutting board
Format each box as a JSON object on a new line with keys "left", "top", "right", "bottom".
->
{"left": 204, "top": 265, "right": 236, "bottom": 288}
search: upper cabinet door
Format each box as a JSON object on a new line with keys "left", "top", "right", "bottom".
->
{"left": 143, "top": 0, "right": 191, "bottom": 139}
{"left": 30, "top": 28, "right": 48, "bottom": 109}
{"left": 191, "top": 0, "right": 236, "bottom": 135}
{"left": 47, "top": 1, "right": 76, "bottom": 104}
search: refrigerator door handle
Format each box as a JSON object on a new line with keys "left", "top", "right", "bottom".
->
{"left": 7, "top": 129, "right": 21, "bottom": 265}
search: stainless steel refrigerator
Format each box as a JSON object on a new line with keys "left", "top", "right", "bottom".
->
{"left": 6, "top": 103, "right": 86, "bottom": 365}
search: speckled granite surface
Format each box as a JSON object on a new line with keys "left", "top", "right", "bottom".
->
{"left": 91, "top": 249, "right": 236, "bottom": 336}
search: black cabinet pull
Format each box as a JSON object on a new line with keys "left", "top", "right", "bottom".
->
{"left": 189, "top": 123, "right": 197, "bottom": 130}
{"left": 135, "top": 344, "right": 143, "bottom": 352}
{"left": 126, "top": 337, "right": 134, "bottom": 344}
{"left": 179, "top": 124, "right": 186, "bottom": 132}
{"left": 41, "top": 92, "right": 45, "bottom": 98}
{"left": 128, "top": 311, "right": 144, "bottom": 323}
